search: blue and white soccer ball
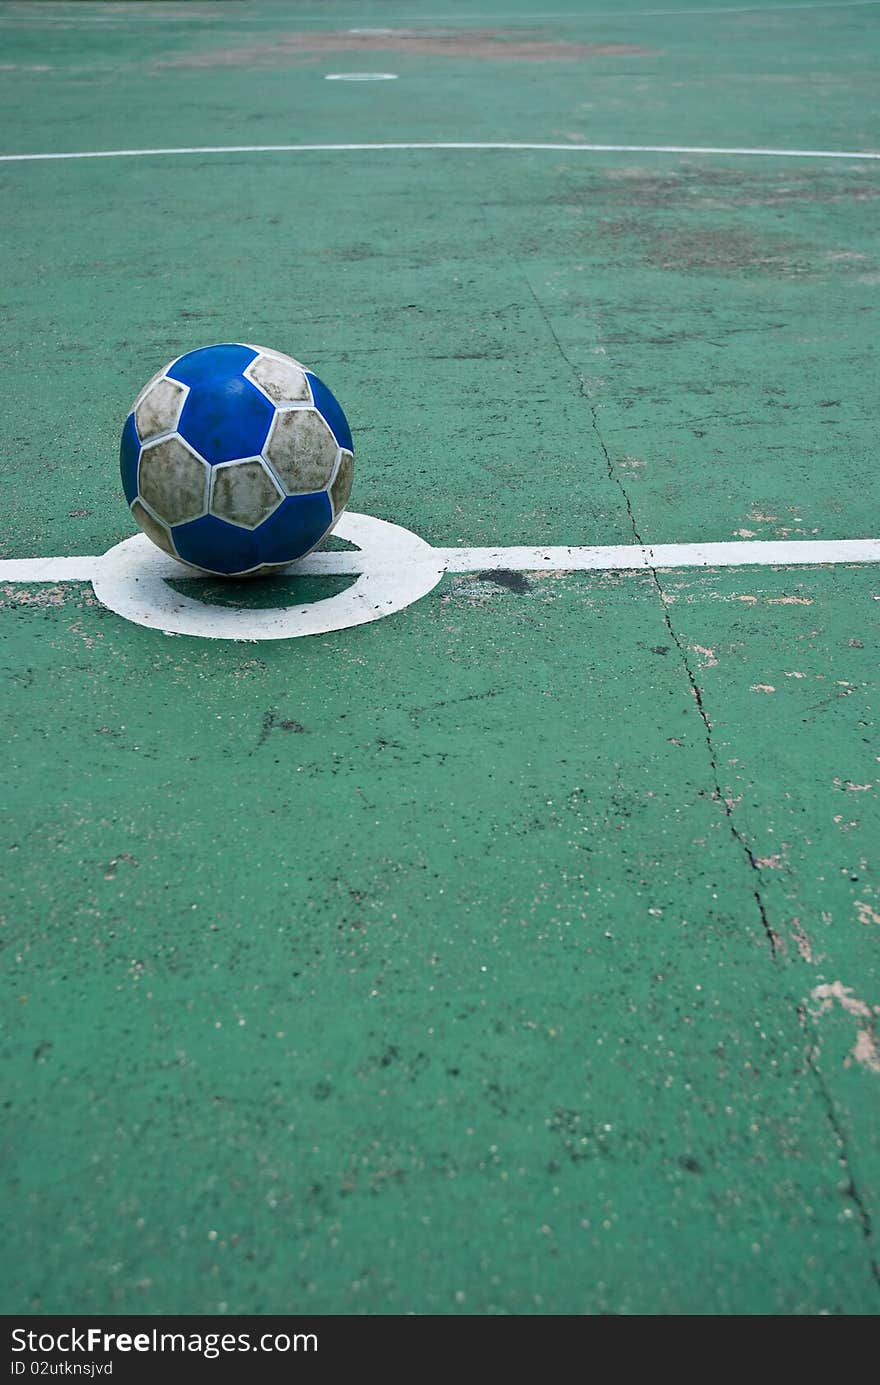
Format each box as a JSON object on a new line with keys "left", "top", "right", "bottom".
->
{"left": 120, "top": 343, "right": 354, "bottom": 576}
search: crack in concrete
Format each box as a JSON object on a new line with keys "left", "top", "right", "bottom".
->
{"left": 604, "top": 444, "right": 783, "bottom": 959}
{"left": 803, "top": 1018, "right": 880, "bottom": 1289}
{"left": 519, "top": 262, "right": 780, "bottom": 953}
{"left": 602, "top": 396, "right": 880, "bottom": 1297}
{"left": 520, "top": 268, "right": 880, "bottom": 1297}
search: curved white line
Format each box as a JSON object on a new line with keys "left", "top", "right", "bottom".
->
{"left": 89, "top": 515, "right": 446, "bottom": 640}
{"left": 1, "top": 142, "right": 878, "bottom": 163}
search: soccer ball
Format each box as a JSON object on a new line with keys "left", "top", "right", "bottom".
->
{"left": 120, "top": 343, "right": 354, "bottom": 576}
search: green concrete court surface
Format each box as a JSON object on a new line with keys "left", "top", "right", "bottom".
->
{"left": 1, "top": 0, "right": 879, "bottom": 1315}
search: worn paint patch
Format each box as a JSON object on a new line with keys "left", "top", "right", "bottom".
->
{"left": 810, "top": 982, "right": 880, "bottom": 1075}
{"left": 691, "top": 643, "right": 718, "bottom": 668}
{"left": 790, "top": 919, "right": 814, "bottom": 963}
{"left": 598, "top": 165, "right": 880, "bottom": 214}
{"left": 161, "top": 30, "right": 654, "bottom": 68}
{"left": 810, "top": 981, "right": 875, "bottom": 1022}
{"left": 597, "top": 215, "right": 812, "bottom": 276}
{"left": 0, "top": 583, "right": 97, "bottom": 609}
{"left": 439, "top": 571, "right": 538, "bottom": 610}
{"left": 645, "top": 226, "right": 809, "bottom": 277}
{"left": 851, "top": 1030, "right": 880, "bottom": 1074}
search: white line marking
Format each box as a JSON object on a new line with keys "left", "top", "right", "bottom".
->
{"left": 549, "top": 0, "right": 880, "bottom": 12}
{"left": 8, "top": 1, "right": 876, "bottom": 18}
{"left": 332, "top": 1, "right": 880, "bottom": 13}
{"left": 2, "top": 142, "right": 878, "bottom": 164}
{"left": 440, "top": 539, "right": 880, "bottom": 571}
{"left": 51, "top": 1, "right": 875, "bottom": 17}
{"left": 0, "top": 555, "right": 100, "bottom": 582}
{"left": 2, "top": 524, "right": 879, "bottom": 640}
{"left": 391, "top": 1, "right": 880, "bottom": 12}
{"left": 325, "top": 72, "right": 399, "bottom": 81}
{"left": 4, "top": 536, "right": 878, "bottom": 588}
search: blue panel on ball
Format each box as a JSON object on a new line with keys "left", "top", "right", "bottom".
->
{"left": 172, "top": 492, "right": 332, "bottom": 574}
{"left": 166, "top": 344, "right": 258, "bottom": 388}
{"left": 172, "top": 514, "right": 262, "bottom": 575}
{"left": 177, "top": 375, "right": 274, "bottom": 465}
{"left": 168, "top": 344, "right": 273, "bottom": 465}
{"left": 119, "top": 412, "right": 140, "bottom": 505}
{"left": 253, "top": 492, "right": 334, "bottom": 566}
{"left": 305, "top": 373, "right": 353, "bottom": 452}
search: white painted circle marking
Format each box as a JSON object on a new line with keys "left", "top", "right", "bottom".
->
{"left": 90, "top": 512, "right": 445, "bottom": 641}
{"left": 324, "top": 73, "right": 399, "bottom": 82}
